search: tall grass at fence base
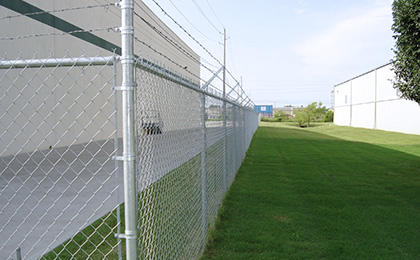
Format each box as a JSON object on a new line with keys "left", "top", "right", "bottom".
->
{"left": 200, "top": 122, "right": 420, "bottom": 259}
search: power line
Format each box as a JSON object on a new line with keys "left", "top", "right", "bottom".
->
{"left": 204, "top": 0, "right": 224, "bottom": 28}
{"left": 190, "top": 0, "right": 222, "bottom": 34}
{"left": 227, "top": 38, "right": 238, "bottom": 78}
{"left": 167, "top": 0, "right": 220, "bottom": 43}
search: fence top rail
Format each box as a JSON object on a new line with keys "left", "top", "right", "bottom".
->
{"left": 0, "top": 56, "right": 116, "bottom": 69}
{"left": 136, "top": 58, "right": 254, "bottom": 110}
{"left": 0, "top": 54, "right": 255, "bottom": 110}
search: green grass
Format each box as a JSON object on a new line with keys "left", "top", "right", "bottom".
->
{"left": 42, "top": 205, "right": 125, "bottom": 259}
{"left": 201, "top": 122, "right": 420, "bottom": 259}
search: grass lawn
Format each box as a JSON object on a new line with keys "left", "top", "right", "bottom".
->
{"left": 200, "top": 122, "right": 420, "bottom": 259}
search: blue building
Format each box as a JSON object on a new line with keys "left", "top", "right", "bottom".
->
{"left": 254, "top": 105, "right": 273, "bottom": 118}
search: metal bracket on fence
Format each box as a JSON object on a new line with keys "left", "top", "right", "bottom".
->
{"left": 202, "top": 67, "right": 223, "bottom": 91}
{"left": 112, "top": 84, "right": 136, "bottom": 91}
{"left": 226, "top": 83, "right": 240, "bottom": 97}
{"left": 244, "top": 98, "right": 252, "bottom": 107}
{"left": 112, "top": 155, "right": 136, "bottom": 161}
{"left": 115, "top": 233, "right": 137, "bottom": 240}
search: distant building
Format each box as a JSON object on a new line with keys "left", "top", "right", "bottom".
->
{"left": 254, "top": 105, "right": 273, "bottom": 118}
{"left": 274, "top": 107, "right": 302, "bottom": 119}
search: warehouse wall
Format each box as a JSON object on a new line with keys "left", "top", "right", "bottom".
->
{"left": 0, "top": 0, "right": 200, "bottom": 156}
{"left": 0, "top": 0, "right": 199, "bottom": 76}
{"left": 333, "top": 63, "right": 420, "bottom": 135}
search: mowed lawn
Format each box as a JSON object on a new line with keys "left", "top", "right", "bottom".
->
{"left": 201, "top": 122, "right": 420, "bottom": 260}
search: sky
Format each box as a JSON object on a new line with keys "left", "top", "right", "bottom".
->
{"left": 142, "top": 0, "right": 395, "bottom": 108}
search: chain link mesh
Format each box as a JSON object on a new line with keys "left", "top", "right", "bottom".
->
{"left": 0, "top": 55, "right": 123, "bottom": 260}
{"left": 0, "top": 1, "right": 260, "bottom": 259}
{"left": 0, "top": 54, "right": 258, "bottom": 260}
{"left": 134, "top": 59, "right": 258, "bottom": 259}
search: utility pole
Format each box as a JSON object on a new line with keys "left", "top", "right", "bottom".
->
{"left": 223, "top": 28, "right": 226, "bottom": 97}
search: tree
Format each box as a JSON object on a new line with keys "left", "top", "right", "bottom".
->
{"left": 294, "top": 102, "right": 326, "bottom": 127}
{"left": 391, "top": 0, "right": 420, "bottom": 104}
{"left": 273, "top": 110, "right": 289, "bottom": 122}
{"left": 324, "top": 110, "right": 334, "bottom": 122}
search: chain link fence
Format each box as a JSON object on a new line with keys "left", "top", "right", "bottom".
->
{"left": 0, "top": 55, "right": 124, "bottom": 260}
{"left": 0, "top": 54, "right": 258, "bottom": 259}
{"left": 135, "top": 59, "right": 258, "bottom": 259}
{"left": 0, "top": 1, "right": 258, "bottom": 259}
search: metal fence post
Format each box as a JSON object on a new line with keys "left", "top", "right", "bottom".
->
{"left": 223, "top": 101, "right": 227, "bottom": 191}
{"left": 113, "top": 55, "right": 123, "bottom": 260}
{"left": 233, "top": 105, "right": 236, "bottom": 173}
{"left": 119, "top": 0, "right": 138, "bottom": 259}
{"left": 242, "top": 107, "right": 246, "bottom": 160}
{"left": 222, "top": 28, "right": 227, "bottom": 192}
{"left": 200, "top": 92, "right": 207, "bottom": 247}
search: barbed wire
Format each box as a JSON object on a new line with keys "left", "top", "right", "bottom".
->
{"left": 0, "top": 0, "right": 249, "bottom": 104}
{"left": 0, "top": 3, "right": 114, "bottom": 20}
{"left": 134, "top": 12, "right": 202, "bottom": 66}
{"left": 134, "top": 6, "right": 245, "bottom": 97}
{"left": 0, "top": 27, "right": 118, "bottom": 41}
{"left": 134, "top": 11, "right": 226, "bottom": 85}
{"left": 134, "top": 3, "right": 219, "bottom": 70}
{"left": 148, "top": 0, "right": 224, "bottom": 68}
{"left": 148, "top": 0, "right": 242, "bottom": 87}
{"left": 134, "top": 36, "right": 233, "bottom": 99}
{"left": 167, "top": 0, "right": 220, "bottom": 43}
{"left": 135, "top": 36, "right": 201, "bottom": 83}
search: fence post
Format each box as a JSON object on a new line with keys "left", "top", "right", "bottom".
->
{"left": 222, "top": 28, "right": 227, "bottom": 192}
{"left": 200, "top": 92, "right": 207, "bottom": 247}
{"left": 233, "top": 105, "right": 236, "bottom": 174}
{"left": 242, "top": 107, "right": 246, "bottom": 160}
{"left": 113, "top": 55, "right": 123, "bottom": 260}
{"left": 119, "top": 0, "right": 138, "bottom": 259}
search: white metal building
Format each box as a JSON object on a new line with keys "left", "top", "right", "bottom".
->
{"left": 334, "top": 63, "right": 420, "bottom": 135}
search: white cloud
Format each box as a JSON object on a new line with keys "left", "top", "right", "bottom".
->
{"left": 295, "top": 3, "right": 392, "bottom": 74}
